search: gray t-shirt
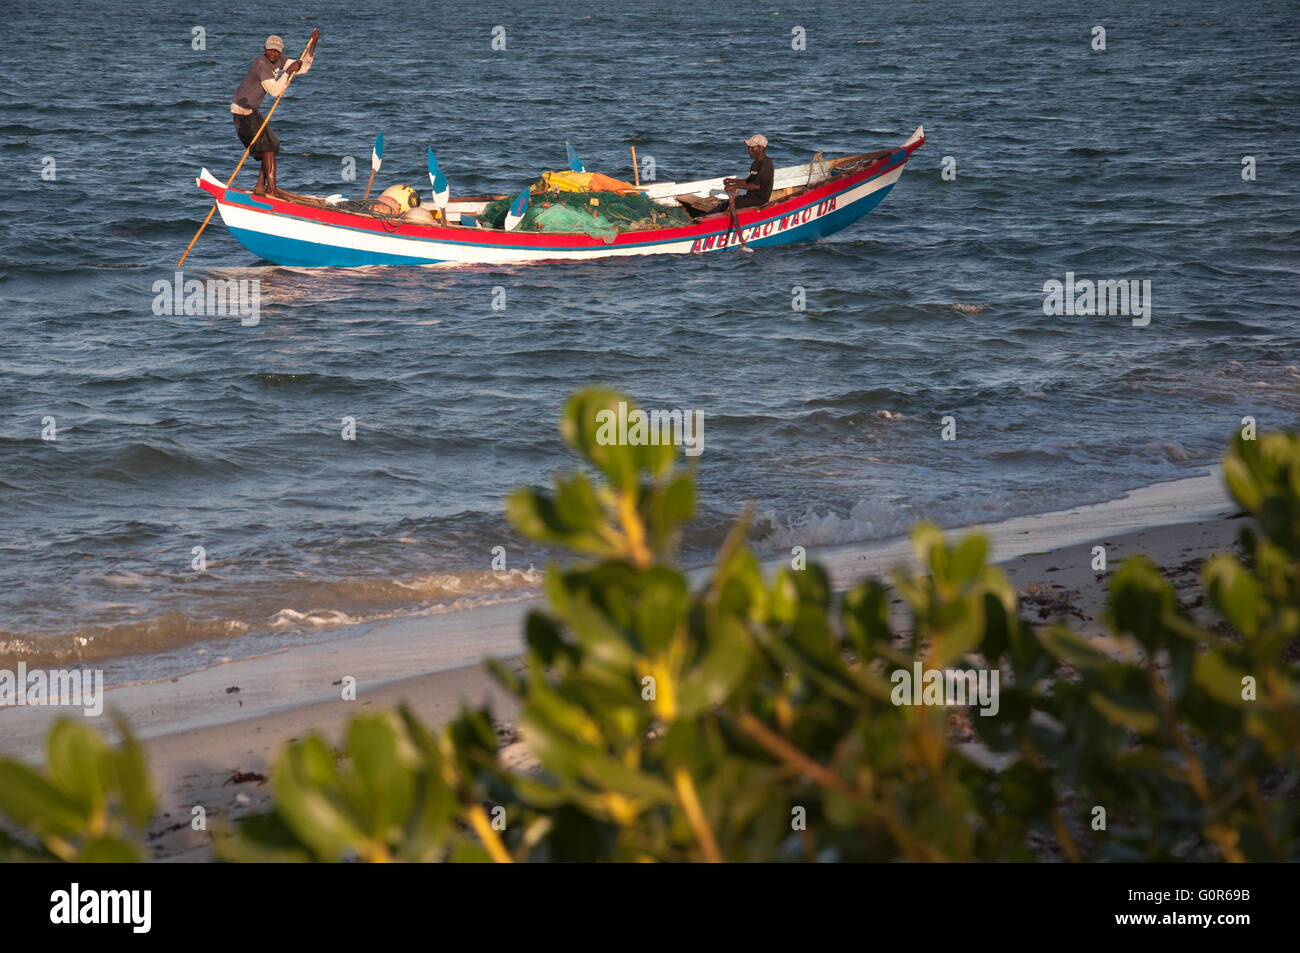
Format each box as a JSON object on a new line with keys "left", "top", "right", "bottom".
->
{"left": 232, "top": 56, "right": 279, "bottom": 112}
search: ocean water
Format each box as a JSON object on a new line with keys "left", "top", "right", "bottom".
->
{"left": 2, "top": 1, "right": 1298, "bottom": 682}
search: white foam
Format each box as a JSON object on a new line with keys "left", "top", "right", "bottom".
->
{"left": 267, "top": 608, "right": 359, "bottom": 630}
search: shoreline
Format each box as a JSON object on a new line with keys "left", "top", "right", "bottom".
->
{"left": 1, "top": 465, "right": 1229, "bottom": 688}
{"left": 0, "top": 467, "right": 1234, "bottom": 755}
{"left": 0, "top": 467, "right": 1243, "bottom": 860}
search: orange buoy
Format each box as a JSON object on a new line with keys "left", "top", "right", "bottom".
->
{"left": 379, "top": 184, "right": 420, "bottom": 214}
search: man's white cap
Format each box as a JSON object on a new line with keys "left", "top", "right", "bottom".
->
{"left": 744, "top": 134, "right": 768, "bottom": 148}
{"left": 265, "top": 35, "right": 284, "bottom": 52}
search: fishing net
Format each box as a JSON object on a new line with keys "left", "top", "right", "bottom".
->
{"left": 480, "top": 187, "right": 692, "bottom": 236}
{"left": 331, "top": 198, "right": 406, "bottom": 223}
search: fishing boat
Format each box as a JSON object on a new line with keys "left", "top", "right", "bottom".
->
{"left": 194, "top": 126, "right": 924, "bottom": 267}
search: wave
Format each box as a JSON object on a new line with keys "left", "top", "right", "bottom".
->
{"left": 754, "top": 500, "right": 917, "bottom": 551}
{"left": 86, "top": 442, "right": 244, "bottom": 481}
{"left": 0, "top": 567, "right": 544, "bottom": 673}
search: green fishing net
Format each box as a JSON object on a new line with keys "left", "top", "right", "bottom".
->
{"left": 479, "top": 188, "right": 692, "bottom": 235}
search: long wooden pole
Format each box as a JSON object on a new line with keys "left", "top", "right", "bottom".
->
{"left": 178, "top": 32, "right": 317, "bottom": 267}
{"left": 631, "top": 146, "right": 640, "bottom": 188}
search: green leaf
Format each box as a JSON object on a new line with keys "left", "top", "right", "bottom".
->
{"left": 979, "top": 590, "right": 1015, "bottom": 665}
{"left": 911, "top": 523, "right": 947, "bottom": 581}
{"left": 1194, "top": 649, "right": 1252, "bottom": 708}
{"left": 769, "top": 569, "right": 800, "bottom": 626}
{"left": 505, "top": 483, "right": 616, "bottom": 557}
{"left": 579, "top": 754, "right": 676, "bottom": 805}
{"left": 841, "top": 580, "right": 893, "bottom": 659}
{"left": 1038, "top": 623, "right": 1115, "bottom": 674}
{"left": 0, "top": 761, "right": 89, "bottom": 838}
{"left": 648, "top": 473, "right": 696, "bottom": 542}
{"left": 927, "top": 597, "right": 986, "bottom": 668}
{"left": 109, "top": 715, "right": 155, "bottom": 829}
{"left": 1087, "top": 690, "right": 1160, "bottom": 735}
{"left": 1203, "top": 556, "right": 1262, "bottom": 638}
{"left": 79, "top": 837, "right": 142, "bottom": 863}
{"left": 552, "top": 472, "right": 605, "bottom": 532}
{"left": 633, "top": 572, "right": 688, "bottom": 655}
{"left": 272, "top": 737, "right": 371, "bottom": 860}
{"left": 448, "top": 839, "right": 493, "bottom": 863}
{"left": 1109, "top": 556, "right": 1176, "bottom": 651}
{"left": 46, "top": 720, "right": 108, "bottom": 819}
{"left": 552, "top": 584, "right": 639, "bottom": 670}
{"left": 950, "top": 534, "right": 989, "bottom": 585}
{"left": 345, "top": 715, "right": 416, "bottom": 839}
{"left": 524, "top": 677, "right": 606, "bottom": 753}
{"left": 677, "top": 614, "right": 751, "bottom": 717}
{"left": 216, "top": 812, "right": 316, "bottom": 863}
{"left": 561, "top": 390, "right": 675, "bottom": 490}
{"left": 1223, "top": 454, "right": 1262, "bottom": 514}
{"left": 520, "top": 609, "right": 577, "bottom": 669}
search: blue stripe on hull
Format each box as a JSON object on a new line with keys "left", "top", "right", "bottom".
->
{"left": 227, "top": 226, "right": 445, "bottom": 267}
{"left": 745, "top": 183, "right": 895, "bottom": 248}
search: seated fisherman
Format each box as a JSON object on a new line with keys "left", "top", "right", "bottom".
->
{"left": 719, "top": 134, "right": 774, "bottom": 212}
{"left": 230, "top": 31, "right": 319, "bottom": 196}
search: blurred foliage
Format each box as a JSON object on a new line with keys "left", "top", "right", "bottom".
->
{"left": 3, "top": 398, "right": 1297, "bottom": 862}
{"left": 218, "top": 708, "right": 516, "bottom": 862}
{"left": 0, "top": 716, "right": 153, "bottom": 861}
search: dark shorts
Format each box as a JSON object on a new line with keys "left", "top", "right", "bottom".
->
{"left": 233, "top": 109, "right": 280, "bottom": 159}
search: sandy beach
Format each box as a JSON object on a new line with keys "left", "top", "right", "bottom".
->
{"left": 0, "top": 469, "right": 1246, "bottom": 860}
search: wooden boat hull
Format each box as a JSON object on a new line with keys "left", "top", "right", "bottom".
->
{"left": 195, "top": 127, "right": 924, "bottom": 267}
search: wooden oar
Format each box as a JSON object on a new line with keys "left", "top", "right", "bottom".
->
{"left": 427, "top": 146, "right": 449, "bottom": 222}
{"left": 363, "top": 131, "right": 383, "bottom": 201}
{"left": 178, "top": 29, "right": 319, "bottom": 267}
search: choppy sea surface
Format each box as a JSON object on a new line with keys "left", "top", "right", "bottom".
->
{"left": 1, "top": 1, "right": 1298, "bottom": 682}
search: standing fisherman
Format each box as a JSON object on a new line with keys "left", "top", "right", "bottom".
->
{"left": 230, "top": 30, "right": 320, "bottom": 196}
